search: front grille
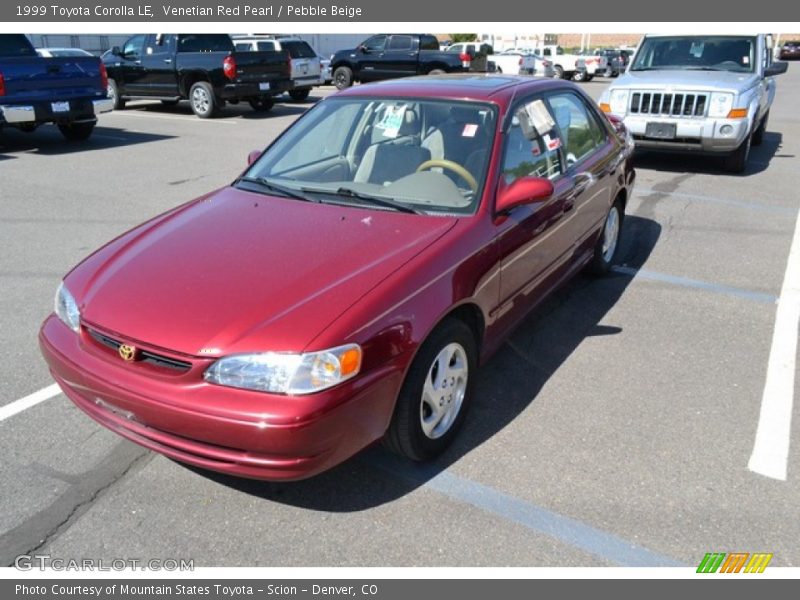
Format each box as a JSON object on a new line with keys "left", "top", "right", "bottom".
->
{"left": 629, "top": 91, "right": 707, "bottom": 117}
{"left": 87, "top": 328, "right": 192, "bottom": 373}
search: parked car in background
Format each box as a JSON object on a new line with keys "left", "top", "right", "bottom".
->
{"left": 103, "top": 34, "right": 291, "bottom": 118}
{"left": 592, "top": 48, "right": 631, "bottom": 77}
{"left": 779, "top": 40, "right": 800, "bottom": 60}
{"left": 599, "top": 33, "right": 788, "bottom": 172}
{"left": 532, "top": 45, "right": 586, "bottom": 80}
{"left": 330, "top": 34, "right": 488, "bottom": 90}
{"left": 573, "top": 52, "right": 608, "bottom": 81}
{"left": 232, "top": 35, "right": 324, "bottom": 102}
{"left": 319, "top": 54, "right": 332, "bottom": 83}
{"left": 446, "top": 43, "right": 539, "bottom": 75}
{"left": 36, "top": 47, "right": 94, "bottom": 58}
{"left": 1, "top": 33, "right": 112, "bottom": 141}
{"left": 40, "top": 75, "right": 635, "bottom": 481}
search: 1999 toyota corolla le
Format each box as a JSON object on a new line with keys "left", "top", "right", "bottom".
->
{"left": 40, "top": 75, "right": 635, "bottom": 481}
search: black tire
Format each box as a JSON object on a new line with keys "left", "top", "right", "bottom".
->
{"left": 589, "top": 197, "right": 624, "bottom": 276}
{"left": 384, "top": 319, "right": 477, "bottom": 462}
{"left": 604, "top": 66, "right": 614, "bottom": 78}
{"left": 160, "top": 99, "right": 180, "bottom": 107}
{"left": 722, "top": 133, "right": 751, "bottom": 174}
{"left": 553, "top": 65, "right": 565, "bottom": 79}
{"left": 752, "top": 110, "right": 768, "bottom": 146}
{"left": 58, "top": 121, "right": 95, "bottom": 141}
{"left": 248, "top": 97, "right": 275, "bottom": 112}
{"left": 333, "top": 66, "right": 353, "bottom": 90}
{"left": 288, "top": 88, "right": 311, "bottom": 102}
{"left": 107, "top": 79, "right": 125, "bottom": 110}
{"left": 585, "top": 74, "right": 594, "bottom": 82}
{"left": 573, "top": 70, "right": 586, "bottom": 82}
{"left": 188, "top": 81, "right": 219, "bottom": 119}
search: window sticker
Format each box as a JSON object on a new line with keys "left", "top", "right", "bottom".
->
{"left": 462, "top": 123, "right": 478, "bottom": 137}
{"left": 375, "top": 104, "right": 407, "bottom": 138}
{"left": 543, "top": 133, "right": 561, "bottom": 151}
{"left": 690, "top": 42, "right": 704, "bottom": 57}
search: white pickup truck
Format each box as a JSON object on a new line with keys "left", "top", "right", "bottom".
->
{"left": 598, "top": 33, "right": 788, "bottom": 172}
{"left": 445, "top": 42, "right": 537, "bottom": 75}
{"left": 533, "top": 45, "right": 586, "bottom": 80}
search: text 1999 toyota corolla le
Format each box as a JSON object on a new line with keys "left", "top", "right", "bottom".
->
{"left": 40, "top": 75, "right": 635, "bottom": 481}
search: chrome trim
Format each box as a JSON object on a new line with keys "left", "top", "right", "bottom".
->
{"left": 0, "top": 105, "right": 36, "bottom": 123}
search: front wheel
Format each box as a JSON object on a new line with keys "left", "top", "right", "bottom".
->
{"left": 752, "top": 109, "right": 769, "bottom": 146}
{"left": 248, "top": 97, "right": 275, "bottom": 112}
{"left": 189, "top": 81, "right": 219, "bottom": 118}
{"left": 58, "top": 121, "right": 95, "bottom": 141}
{"left": 384, "top": 319, "right": 477, "bottom": 462}
{"left": 589, "top": 198, "right": 624, "bottom": 275}
{"left": 722, "top": 133, "right": 751, "bottom": 173}
{"left": 553, "top": 65, "right": 565, "bottom": 79}
{"left": 573, "top": 70, "right": 586, "bottom": 82}
{"left": 333, "top": 66, "right": 353, "bottom": 90}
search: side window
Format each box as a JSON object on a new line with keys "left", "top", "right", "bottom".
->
{"left": 446, "top": 44, "right": 462, "bottom": 54}
{"left": 148, "top": 34, "right": 175, "bottom": 55}
{"left": 121, "top": 35, "right": 145, "bottom": 60}
{"left": 420, "top": 35, "right": 439, "bottom": 51}
{"left": 546, "top": 92, "right": 606, "bottom": 167}
{"left": 502, "top": 99, "right": 563, "bottom": 184}
{"left": 388, "top": 35, "right": 413, "bottom": 51}
{"left": 363, "top": 35, "right": 386, "bottom": 53}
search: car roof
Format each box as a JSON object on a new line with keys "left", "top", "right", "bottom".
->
{"left": 334, "top": 74, "right": 571, "bottom": 106}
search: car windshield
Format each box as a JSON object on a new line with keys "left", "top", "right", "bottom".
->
{"left": 631, "top": 36, "right": 756, "bottom": 73}
{"left": 240, "top": 97, "right": 498, "bottom": 215}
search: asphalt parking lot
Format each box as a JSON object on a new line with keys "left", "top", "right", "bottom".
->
{"left": 1, "top": 71, "right": 798, "bottom": 568}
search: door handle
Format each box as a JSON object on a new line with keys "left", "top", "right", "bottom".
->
{"left": 164, "top": 58, "right": 172, "bottom": 64}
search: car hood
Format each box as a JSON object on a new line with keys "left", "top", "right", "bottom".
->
{"left": 68, "top": 187, "right": 457, "bottom": 356}
{"left": 617, "top": 69, "right": 760, "bottom": 92}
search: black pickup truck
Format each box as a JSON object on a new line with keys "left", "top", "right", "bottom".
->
{"left": 103, "top": 34, "right": 292, "bottom": 118}
{"left": 1, "top": 34, "right": 112, "bottom": 141}
{"left": 330, "top": 34, "right": 490, "bottom": 90}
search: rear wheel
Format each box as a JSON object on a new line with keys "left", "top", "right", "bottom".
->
{"left": 189, "top": 81, "right": 219, "bottom": 118}
{"left": 573, "top": 70, "right": 587, "bottom": 82}
{"left": 107, "top": 79, "right": 125, "bottom": 110}
{"left": 288, "top": 88, "right": 310, "bottom": 102}
{"left": 333, "top": 66, "right": 353, "bottom": 90}
{"left": 58, "top": 121, "right": 95, "bottom": 141}
{"left": 752, "top": 109, "right": 769, "bottom": 146}
{"left": 428, "top": 68, "right": 446, "bottom": 75}
{"left": 248, "top": 97, "right": 275, "bottom": 112}
{"left": 604, "top": 65, "right": 614, "bottom": 78}
{"left": 589, "top": 198, "right": 624, "bottom": 275}
{"left": 553, "top": 65, "right": 565, "bottom": 79}
{"left": 384, "top": 319, "right": 477, "bottom": 462}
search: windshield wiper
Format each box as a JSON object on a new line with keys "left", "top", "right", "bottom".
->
{"left": 331, "top": 187, "right": 422, "bottom": 215}
{"left": 237, "top": 177, "right": 320, "bottom": 203}
{"left": 683, "top": 66, "right": 726, "bottom": 71}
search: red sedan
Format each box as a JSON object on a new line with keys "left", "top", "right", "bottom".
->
{"left": 40, "top": 75, "right": 635, "bottom": 480}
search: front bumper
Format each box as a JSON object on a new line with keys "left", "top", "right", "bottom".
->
{"left": 620, "top": 114, "right": 750, "bottom": 153}
{"left": 0, "top": 97, "right": 113, "bottom": 125}
{"left": 39, "top": 316, "right": 405, "bottom": 481}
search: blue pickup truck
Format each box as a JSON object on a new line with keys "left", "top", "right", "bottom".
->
{"left": 0, "top": 34, "right": 112, "bottom": 141}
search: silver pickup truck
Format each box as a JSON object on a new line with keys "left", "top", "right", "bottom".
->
{"left": 598, "top": 33, "right": 788, "bottom": 172}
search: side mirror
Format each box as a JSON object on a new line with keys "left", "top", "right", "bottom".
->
{"left": 111, "top": 46, "right": 121, "bottom": 56}
{"left": 358, "top": 45, "right": 368, "bottom": 54}
{"left": 496, "top": 176, "right": 554, "bottom": 214}
{"left": 765, "top": 61, "right": 788, "bottom": 77}
{"left": 247, "top": 150, "right": 262, "bottom": 165}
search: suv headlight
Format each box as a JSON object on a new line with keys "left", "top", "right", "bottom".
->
{"left": 54, "top": 282, "right": 80, "bottom": 333}
{"left": 204, "top": 343, "right": 362, "bottom": 395}
{"left": 708, "top": 92, "right": 734, "bottom": 118}
{"left": 609, "top": 89, "right": 630, "bottom": 114}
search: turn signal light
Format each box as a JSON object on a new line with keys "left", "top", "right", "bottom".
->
{"left": 727, "top": 108, "right": 748, "bottom": 119}
{"left": 599, "top": 102, "right": 612, "bottom": 113}
{"left": 339, "top": 347, "right": 362, "bottom": 377}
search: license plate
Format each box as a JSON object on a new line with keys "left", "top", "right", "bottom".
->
{"left": 51, "top": 101, "right": 69, "bottom": 113}
{"left": 258, "top": 82, "right": 270, "bottom": 91}
{"left": 645, "top": 122, "right": 677, "bottom": 140}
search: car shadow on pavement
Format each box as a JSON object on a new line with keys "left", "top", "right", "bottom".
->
{"left": 0, "top": 125, "right": 174, "bottom": 156}
{"left": 186, "top": 214, "right": 662, "bottom": 511}
{"left": 130, "top": 97, "right": 319, "bottom": 120}
{"left": 633, "top": 131, "right": 785, "bottom": 176}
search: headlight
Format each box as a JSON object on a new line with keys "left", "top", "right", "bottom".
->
{"left": 54, "top": 282, "right": 81, "bottom": 332}
{"left": 609, "top": 89, "right": 630, "bottom": 114}
{"left": 204, "top": 343, "right": 362, "bottom": 395}
{"left": 708, "top": 92, "right": 734, "bottom": 118}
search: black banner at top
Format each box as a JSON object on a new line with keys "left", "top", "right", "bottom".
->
{"left": 1, "top": 0, "right": 800, "bottom": 22}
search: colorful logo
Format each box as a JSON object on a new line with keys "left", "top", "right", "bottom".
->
{"left": 697, "top": 552, "right": 773, "bottom": 573}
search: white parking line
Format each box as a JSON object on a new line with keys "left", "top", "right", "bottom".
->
{"left": 0, "top": 384, "right": 62, "bottom": 422}
{"left": 748, "top": 208, "right": 800, "bottom": 481}
{"left": 105, "top": 112, "right": 238, "bottom": 125}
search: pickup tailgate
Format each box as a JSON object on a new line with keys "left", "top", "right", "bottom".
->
{"left": 1, "top": 57, "right": 105, "bottom": 104}
{"left": 232, "top": 50, "right": 290, "bottom": 83}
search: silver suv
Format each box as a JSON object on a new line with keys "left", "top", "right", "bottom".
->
{"left": 599, "top": 34, "right": 788, "bottom": 172}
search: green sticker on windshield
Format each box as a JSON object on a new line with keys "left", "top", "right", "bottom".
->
{"left": 376, "top": 104, "right": 407, "bottom": 138}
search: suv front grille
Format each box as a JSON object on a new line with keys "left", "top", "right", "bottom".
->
{"left": 629, "top": 91, "right": 707, "bottom": 117}
{"left": 87, "top": 328, "right": 192, "bottom": 373}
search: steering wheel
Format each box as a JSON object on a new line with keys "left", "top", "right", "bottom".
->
{"left": 416, "top": 159, "right": 478, "bottom": 192}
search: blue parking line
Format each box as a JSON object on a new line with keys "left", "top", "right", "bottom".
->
{"left": 612, "top": 266, "right": 778, "bottom": 304}
{"left": 635, "top": 188, "right": 797, "bottom": 216}
{"left": 365, "top": 452, "right": 685, "bottom": 567}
